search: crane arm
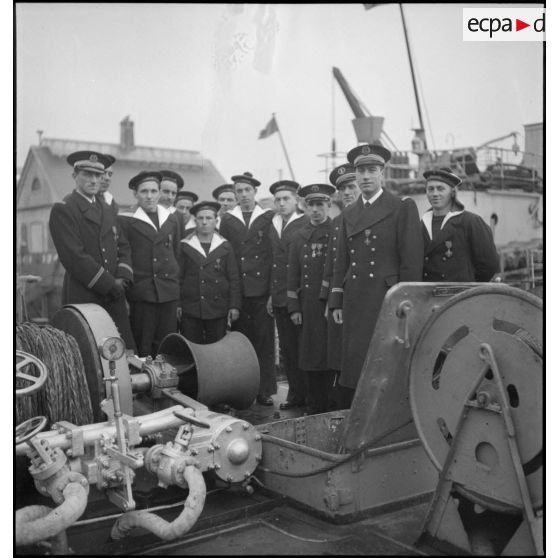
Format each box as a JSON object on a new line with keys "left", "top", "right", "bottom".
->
{"left": 332, "top": 67, "right": 367, "bottom": 118}
{"left": 477, "top": 131, "right": 519, "bottom": 150}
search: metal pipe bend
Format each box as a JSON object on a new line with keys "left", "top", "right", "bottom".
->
{"left": 16, "top": 482, "right": 89, "bottom": 549}
{"left": 110, "top": 465, "right": 206, "bottom": 541}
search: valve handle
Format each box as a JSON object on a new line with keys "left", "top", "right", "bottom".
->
{"left": 173, "top": 409, "right": 211, "bottom": 429}
{"left": 15, "top": 416, "right": 47, "bottom": 445}
{"left": 16, "top": 351, "right": 49, "bottom": 397}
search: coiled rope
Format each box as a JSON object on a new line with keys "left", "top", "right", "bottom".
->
{"left": 16, "top": 323, "right": 94, "bottom": 426}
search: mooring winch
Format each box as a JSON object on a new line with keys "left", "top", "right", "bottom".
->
{"left": 15, "top": 304, "right": 263, "bottom": 551}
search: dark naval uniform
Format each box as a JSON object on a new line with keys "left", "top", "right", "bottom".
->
{"left": 219, "top": 204, "right": 277, "bottom": 400}
{"left": 329, "top": 191, "right": 423, "bottom": 390}
{"left": 269, "top": 210, "right": 308, "bottom": 407}
{"left": 421, "top": 209, "right": 499, "bottom": 282}
{"left": 118, "top": 205, "right": 182, "bottom": 357}
{"left": 319, "top": 213, "right": 343, "bottom": 370}
{"left": 98, "top": 191, "right": 119, "bottom": 219}
{"left": 49, "top": 189, "right": 136, "bottom": 352}
{"left": 288, "top": 218, "right": 334, "bottom": 414}
{"left": 178, "top": 231, "right": 241, "bottom": 344}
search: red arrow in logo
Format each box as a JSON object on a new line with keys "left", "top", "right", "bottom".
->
{"left": 516, "top": 19, "right": 530, "bottom": 31}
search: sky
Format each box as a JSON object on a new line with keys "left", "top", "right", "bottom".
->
{"left": 15, "top": 2, "right": 543, "bottom": 198}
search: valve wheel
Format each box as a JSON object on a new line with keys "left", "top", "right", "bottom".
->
{"left": 408, "top": 285, "right": 542, "bottom": 510}
{"left": 16, "top": 350, "right": 48, "bottom": 397}
{"left": 15, "top": 416, "right": 47, "bottom": 445}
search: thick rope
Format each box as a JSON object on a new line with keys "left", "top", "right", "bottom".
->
{"left": 16, "top": 323, "right": 94, "bottom": 426}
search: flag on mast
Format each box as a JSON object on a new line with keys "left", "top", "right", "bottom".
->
{"left": 258, "top": 115, "right": 279, "bottom": 139}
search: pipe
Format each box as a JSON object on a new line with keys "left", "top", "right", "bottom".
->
{"left": 15, "top": 506, "right": 69, "bottom": 554}
{"left": 16, "top": 405, "right": 187, "bottom": 456}
{"left": 110, "top": 465, "right": 206, "bottom": 541}
{"left": 16, "top": 482, "right": 88, "bottom": 549}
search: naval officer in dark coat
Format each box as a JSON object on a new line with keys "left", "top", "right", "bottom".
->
{"left": 118, "top": 171, "right": 183, "bottom": 357}
{"left": 48, "top": 150, "right": 136, "bottom": 352}
{"left": 421, "top": 168, "right": 499, "bottom": 282}
{"left": 178, "top": 201, "right": 241, "bottom": 344}
{"left": 319, "top": 164, "right": 360, "bottom": 409}
{"left": 320, "top": 164, "right": 359, "bottom": 370}
{"left": 218, "top": 172, "right": 277, "bottom": 406}
{"left": 329, "top": 144, "right": 423, "bottom": 403}
{"left": 287, "top": 183, "right": 336, "bottom": 415}
{"left": 267, "top": 180, "right": 308, "bottom": 410}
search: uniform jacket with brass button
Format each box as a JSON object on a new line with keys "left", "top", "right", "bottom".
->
{"left": 118, "top": 205, "right": 182, "bottom": 303}
{"left": 218, "top": 205, "right": 274, "bottom": 298}
{"left": 178, "top": 232, "right": 241, "bottom": 320}
{"left": 319, "top": 212, "right": 344, "bottom": 369}
{"left": 329, "top": 191, "right": 423, "bottom": 388}
{"left": 49, "top": 189, "right": 134, "bottom": 303}
{"left": 421, "top": 208, "right": 499, "bottom": 282}
{"left": 269, "top": 211, "right": 308, "bottom": 307}
{"left": 287, "top": 219, "right": 332, "bottom": 371}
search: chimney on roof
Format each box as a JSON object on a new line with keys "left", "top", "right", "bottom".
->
{"left": 120, "top": 116, "right": 135, "bottom": 150}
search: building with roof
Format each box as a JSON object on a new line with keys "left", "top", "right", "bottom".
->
{"left": 16, "top": 117, "right": 225, "bottom": 319}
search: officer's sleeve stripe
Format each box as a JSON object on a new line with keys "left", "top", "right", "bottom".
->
{"left": 331, "top": 287, "right": 344, "bottom": 294}
{"left": 287, "top": 290, "right": 298, "bottom": 299}
{"left": 88, "top": 267, "right": 105, "bottom": 289}
{"left": 321, "top": 280, "right": 329, "bottom": 288}
{"left": 118, "top": 262, "right": 134, "bottom": 275}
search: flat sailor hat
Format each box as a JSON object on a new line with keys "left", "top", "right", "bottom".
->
{"left": 329, "top": 164, "right": 356, "bottom": 188}
{"left": 174, "top": 190, "right": 199, "bottom": 203}
{"left": 231, "top": 172, "right": 261, "bottom": 188}
{"left": 212, "top": 184, "right": 235, "bottom": 200}
{"left": 67, "top": 151, "right": 112, "bottom": 174}
{"left": 423, "top": 167, "right": 462, "bottom": 187}
{"left": 159, "top": 170, "right": 185, "bottom": 190}
{"left": 347, "top": 144, "right": 391, "bottom": 167}
{"left": 298, "top": 183, "right": 336, "bottom": 201}
{"left": 269, "top": 180, "right": 300, "bottom": 195}
{"left": 128, "top": 170, "right": 163, "bottom": 191}
{"left": 190, "top": 200, "right": 221, "bottom": 216}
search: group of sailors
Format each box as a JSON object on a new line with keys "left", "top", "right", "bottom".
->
{"left": 48, "top": 144, "right": 500, "bottom": 414}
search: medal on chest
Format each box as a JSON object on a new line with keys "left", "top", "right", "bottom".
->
{"left": 112, "top": 225, "right": 119, "bottom": 243}
{"left": 444, "top": 240, "right": 453, "bottom": 258}
{"left": 256, "top": 230, "right": 264, "bottom": 245}
{"left": 214, "top": 258, "right": 222, "bottom": 272}
{"left": 311, "top": 243, "right": 324, "bottom": 258}
{"left": 364, "top": 229, "right": 372, "bottom": 246}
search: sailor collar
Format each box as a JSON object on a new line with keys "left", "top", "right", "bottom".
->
{"left": 181, "top": 231, "right": 227, "bottom": 257}
{"left": 130, "top": 204, "right": 171, "bottom": 231}
{"left": 421, "top": 208, "right": 465, "bottom": 240}
{"left": 228, "top": 204, "right": 270, "bottom": 227}
{"left": 272, "top": 211, "right": 305, "bottom": 237}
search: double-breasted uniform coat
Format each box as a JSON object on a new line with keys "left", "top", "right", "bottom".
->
{"left": 219, "top": 205, "right": 277, "bottom": 398}
{"left": 49, "top": 189, "right": 136, "bottom": 351}
{"left": 421, "top": 208, "right": 500, "bottom": 282}
{"left": 269, "top": 211, "right": 308, "bottom": 405}
{"left": 319, "top": 213, "right": 344, "bottom": 371}
{"left": 329, "top": 191, "right": 423, "bottom": 390}
{"left": 287, "top": 219, "right": 332, "bottom": 371}
{"left": 288, "top": 219, "right": 334, "bottom": 413}
{"left": 118, "top": 205, "right": 182, "bottom": 356}
{"left": 178, "top": 232, "right": 241, "bottom": 343}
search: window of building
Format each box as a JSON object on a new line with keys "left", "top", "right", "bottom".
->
{"left": 19, "top": 223, "right": 28, "bottom": 255}
{"left": 29, "top": 222, "right": 44, "bottom": 253}
{"left": 31, "top": 178, "right": 42, "bottom": 192}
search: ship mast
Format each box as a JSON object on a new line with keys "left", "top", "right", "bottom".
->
{"left": 399, "top": 3, "right": 427, "bottom": 150}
